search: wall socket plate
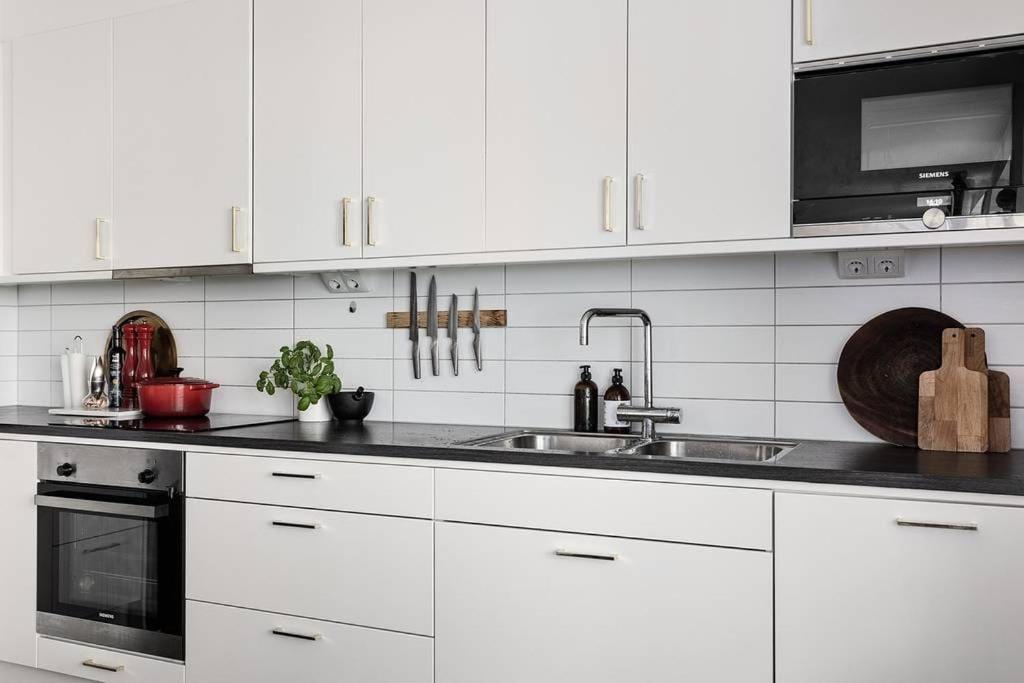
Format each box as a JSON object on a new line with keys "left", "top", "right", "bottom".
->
{"left": 837, "top": 250, "right": 905, "bottom": 279}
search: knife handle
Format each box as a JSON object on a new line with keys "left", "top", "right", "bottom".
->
{"left": 430, "top": 339, "right": 440, "bottom": 377}
{"left": 451, "top": 339, "right": 459, "bottom": 376}
{"left": 473, "top": 333, "right": 483, "bottom": 371}
{"left": 412, "top": 343, "right": 421, "bottom": 380}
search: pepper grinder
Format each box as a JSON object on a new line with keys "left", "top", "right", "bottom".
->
{"left": 135, "top": 323, "right": 155, "bottom": 386}
{"left": 122, "top": 323, "right": 139, "bottom": 406}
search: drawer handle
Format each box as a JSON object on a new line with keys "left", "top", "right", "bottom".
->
{"left": 272, "top": 628, "right": 322, "bottom": 641}
{"left": 271, "top": 472, "right": 321, "bottom": 480}
{"left": 555, "top": 549, "right": 617, "bottom": 561}
{"left": 82, "top": 659, "right": 124, "bottom": 673}
{"left": 895, "top": 518, "right": 978, "bottom": 531}
{"left": 272, "top": 520, "right": 320, "bottom": 530}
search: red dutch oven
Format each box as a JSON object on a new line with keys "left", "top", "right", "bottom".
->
{"left": 137, "top": 377, "right": 221, "bottom": 417}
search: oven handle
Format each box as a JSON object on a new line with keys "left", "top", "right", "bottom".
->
{"left": 34, "top": 494, "right": 169, "bottom": 519}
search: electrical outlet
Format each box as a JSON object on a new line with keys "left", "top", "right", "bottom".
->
{"left": 837, "top": 250, "right": 905, "bottom": 280}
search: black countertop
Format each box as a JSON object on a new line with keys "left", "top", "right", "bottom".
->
{"left": 3, "top": 406, "right": 1024, "bottom": 496}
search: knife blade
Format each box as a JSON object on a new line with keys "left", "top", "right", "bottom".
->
{"left": 427, "top": 276, "right": 439, "bottom": 376}
{"left": 409, "top": 272, "right": 421, "bottom": 380}
{"left": 448, "top": 294, "right": 459, "bottom": 376}
{"left": 472, "top": 287, "right": 482, "bottom": 371}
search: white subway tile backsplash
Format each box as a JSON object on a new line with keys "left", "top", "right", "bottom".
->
{"left": 294, "top": 297, "right": 392, "bottom": 329}
{"left": 942, "top": 283, "right": 1024, "bottom": 324}
{"left": 50, "top": 330, "right": 109, "bottom": 357}
{"left": 653, "top": 399, "right": 775, "bottom": 439}
{"left": 0, "top": 358, "right": 17, "bottom": 382}
{"left": 205, "top": 275, "right": 293, "bottom": 301}
{"left": 18, "top": 381, "right": 51, "bottom": 406}
{"left": 507, "top": 292, "right": 631, "bottom": 327}
{"left": 205, "top": 357, "right": 276, "bottom": 387}
{"left": 506, "top": 394, "right": 572, "bottom": 429}
{"left": 633, "top": 362, "right": 774, "bottom": 401}
{"left": 632, "top": 254, "right": 774, "bottom": 291}
{"left": 506, "top": 261, "right": 630, "bottom": 294}
{"left": 406, "top": 266, "right": 504, "bottom": 296}
{"left": 18, "top": 284, "right": 51, "bottom": 306}
{"left": 942, "top": 246, "right": 1024, "bottom": 283}
{"left": 173, "top": 330, "right": 205, "bottom": 358}
{"left": 128, "top": 302, "right": 204, "bottom": 330}
{"left": 51, "top": 281, "right": 123, "bottom": 305}
{"left": 632, "top": 289, "right": 775, "bottom": 326}
{"left": 634, "top": 326, "right": 774, "bottom": 364}
{"left": 776, "top": 285, "right": 939, "bottom": 325}
{"left": 334, "top": 358, "right": 394, "bottom": 392}
{"left": 216, "top": 385, "right": 294, "bottom": 416}
{"left": 507, "top": 327, "right": 629, "bottom": 362}
{"left": 205, "top": 300, "right": 293, "bottom": 329}
{"left": 775, "top": 326, "right": 858, "bottom": 364}
{"left": 18, "top": 306, "right": 49, "bottom": 331}
{"left": 506, "top": 361, "right": 627, "bottom": 396}
{"left": 776, "top": 402, "right": 877, "bottom": 442}
{"left": 205, "top": 329, "right": 293, "bottom": 358}
{"left": 776, "top": 249, "right": 940, "bottom": 288}
{"left": 51, "top": 304, "right": 124, "bottom": 331}
{"left": 298, "top": 329, "right": 395, "bottom": 360}
{"left": 395, "top": 359, "right": 504, "bottom": 393}
{"left": 19, "top": 331, "right": 50, "bottom": 356}
{"left": 394, "top": 390, "right": 503, "bottom": 426}
{"left": 978, "top": 326, "right": 1024, "bottom": 366}
{"left": 776, "top": 364, "right": 840, "bottom": 403}
{"left": 17, "top": 356, "right": 49, "bottom": 382}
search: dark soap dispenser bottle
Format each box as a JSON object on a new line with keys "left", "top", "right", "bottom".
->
{"left": 603, "top": 368, "right": 631, "bottom": 434}
{"left": 573, "top": 365, "right": 599, "bottom": 433}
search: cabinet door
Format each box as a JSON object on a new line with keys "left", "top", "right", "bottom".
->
{"left": 113, "top": 0, "right": 252, "bottom": 270}
{"left": 485, "top": 0, "right": 626, "bottom": 251}
{"left": 12, "top": 21, "right": 112, "bottom": 275}
{"left": 436, "top": 522, "right": 771, "bottom": 683}
{"left": 0, "top": 441, "right": 37, "bottom": 667}
{"left": 794, "top": 0, "right": 1024, "bottom": 63}
{"left": 628, "top": 0, "right": 790, "bottom": 244}
{"left": 362, "top": 0, "right": 485, "bottom": 258}
{"left": 776, "top": 493, "right": 1024, "bottom": 682}
{"left": 253, "top": 0, "right": 362, "bottom": 264}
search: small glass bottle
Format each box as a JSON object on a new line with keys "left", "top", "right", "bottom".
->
{"left": 108, "top": 325, "right": 125, "bottom": 408}
{"left": 603, "top": 368, "right": 631, "bottom": 434}
{"left": 573, "top": 365, "right": 599, "bottom": 433}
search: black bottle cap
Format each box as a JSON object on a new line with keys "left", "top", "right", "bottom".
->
{"left": 579, "top": 365, "right": 592, "bottom": 381}
{"left": 612, "top": 368, "right": 623, "bottom": 384}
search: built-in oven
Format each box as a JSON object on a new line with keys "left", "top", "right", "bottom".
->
{"left": 793, "top": 44, "right": 1024, "bottom": 237}
{"left": 35, "top": 443, "right": 184, "bottom": 661}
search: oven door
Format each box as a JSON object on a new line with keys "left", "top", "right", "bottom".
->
{"left": 36, "top": 482, "right": 184, "bottom": 660}
{"left": 794, "top": 47, "right": 1024, "bottom": 227}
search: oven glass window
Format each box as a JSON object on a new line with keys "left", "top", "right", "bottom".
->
{"left": 861, "top": 85, "right": 1013, "bottom": 172}
{"left": 51, "top": 509, "right": 161, "bottom": 628}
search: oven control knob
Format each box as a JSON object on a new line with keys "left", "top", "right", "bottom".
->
{"left": 138, "top": 468, "right": 158, "bottom": 485}
{"left": 922, "top": 208, "right": 946, "bottom": 230}
{"left": 56, "top": 462, "right": 76, "bottom": 477}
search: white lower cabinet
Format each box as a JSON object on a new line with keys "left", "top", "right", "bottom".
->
{"left": 0, "top": 440, "right": 37, "bottom": 668}
{"left": 186, "top": 601, "right": 432, "bottom": 683}
{"left": 186, "top": 498, "right": 433, "bottom": 635}
{"left": 37, "top": 638, "right": 183, "bottom": 683}
{"left": 435, "top": 521, "right": 772, "bottom": 682}
{"left": 776, "top": 493, "right": 1024, "bottom": 683}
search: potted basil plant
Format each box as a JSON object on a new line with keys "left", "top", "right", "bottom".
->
{"left": 257, "top": 341, "right": 342, "bottom": 422}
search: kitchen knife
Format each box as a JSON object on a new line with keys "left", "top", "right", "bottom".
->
{"left": 409, "top": 271, "right": 421, "bottom": 380}
{"left": 427, "top": 275, "right": 439, "bottom": 376}
{"left": 472, "top": 287, "right": 482, "bottom": 371}
{"left": 448, "top": 294, "right": 459, "bottom": 376}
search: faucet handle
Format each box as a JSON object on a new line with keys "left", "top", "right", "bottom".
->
{"left": 617, "top": 406, "right": 680, "bottom": 424}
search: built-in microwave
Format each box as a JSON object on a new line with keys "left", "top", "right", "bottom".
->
{"left": 793, "top": 45, "right": 1024, "bottom": 237}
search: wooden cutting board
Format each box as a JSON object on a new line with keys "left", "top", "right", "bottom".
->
{"left": 964, "top": 327, "right": 1012, "bottom": 453}
{"left": 918, "top": 328, "right": 989, "bottom": 453}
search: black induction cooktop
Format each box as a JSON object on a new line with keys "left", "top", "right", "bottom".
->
{"left": 49, "top": 413, "right": 295, "bottom": 433}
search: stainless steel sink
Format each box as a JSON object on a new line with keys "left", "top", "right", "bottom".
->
{"left": 629, "top": 437, "right": 796, "bottom": 463}
{"left": 459, "top": 430, "right": 796, "bottom": 463}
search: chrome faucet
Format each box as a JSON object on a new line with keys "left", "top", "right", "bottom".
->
{"left": 579, "top": 308, "right": 680, "bottom": 440}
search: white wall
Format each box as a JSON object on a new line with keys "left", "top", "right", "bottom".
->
{"left": 13, "top": 245, "right": 1024, "bottom": 447}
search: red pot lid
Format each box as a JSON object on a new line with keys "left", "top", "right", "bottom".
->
{"left": 138, "top": 377, "right": 220, "bottom": 389}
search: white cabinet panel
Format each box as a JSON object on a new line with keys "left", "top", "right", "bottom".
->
{"left": 628, "top": 0, "right": 790, "bottom": 244}
{"left": 37, "top": 637, "right": 183, "bottom": 683}
{"left": 113, "top": 0, "right": 252, "bottom": 270}
{"left": 776, "top": 493, "right": 1024, "bottom": 682}
{"left": 0, "top": 441, "right": 36, "bottom": 668}
{"left": 253, "top": 0, "right": 362, "bottom": 263}
{"left": 12, "top": 21, "right": 112, "bottom": 275}
{"left": 187, "top": 601, "right": 432, "bottom": 683}
{"left": 485, "top": 0, "right": 626, "bottom": 251}
{"left": 436, "top": 522, "right": 772, "bottom": 683}
{"left": 362, "top": 0, "right": 485, "bottom": 258}
{"left": 794, "top": 0, "right": 1024, "bottom": 63}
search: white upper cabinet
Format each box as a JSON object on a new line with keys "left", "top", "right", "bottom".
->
{"left": 794, "top": 0, "right": 1024, "bottom": 63}
{"left": 253, "top": 0, "right": 362, "bottom": 264}
{"left": 485, "top": 0, "right": 627, "bottom": 251}
{"left": 628, "top": 0, "right": 790, "bottom": 244}
{"left": 361, "top": 0, "right": 485, "bottom": 258}
{"left": 113, "top": 0, "right": 252, "bottom": 270}
{"left": 12, "top": 21, "right": 113, "bottom": 275}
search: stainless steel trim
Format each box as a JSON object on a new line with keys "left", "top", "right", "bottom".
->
{"left": 113, "top": 263, "right": 254, "bottom": 279}
{"left": 38, "top": 614, "right": 184, "bottom": 661}
{"left": 270, "top": 472, "right": 321, "bottom": 480}
{"left": 555, "top": 549, "right": 617, "bottom": 561}
{"left": 82, "top": 659, "right": 125, "bottom": 673}
{"left": 366, "top": 196, "right": 378, "bottom": 246}
{"left": 803, "top": 0, "right": 813, "bottom": 45}
{"left": 792, "top": 212, "right": 1024, "bottom": 238}
{"left": 341, "top": 197, "right": 353, "bottom": 247}
{"left": 795, "top": 33, "right": 1024, "bottom": 72}
{"left": 272, "top": 628, "right": 322, "bottom": 641}
{"left": 896, "top": 518, "right": 978, "bottom": 531}
{"left": 231, "top": 206, "right": 243, "bottom": 252}
{"left": 271, "top": 520, "right": 320, "bottom": 530}
{"left": 603, "top": 177, "right": 614, "bottom": 231}
{"left": 38, "top": 443, "right": 183, "bottom": 491}
{"left": 35, "top": 494, "right": 169, "bottom": 519}
{"left": 634, "top": 174, "right": 646, "bottom": 230}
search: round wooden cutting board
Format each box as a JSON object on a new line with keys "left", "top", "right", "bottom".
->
{"left": 837, "top": 307, "right": 963, "bottom": 447}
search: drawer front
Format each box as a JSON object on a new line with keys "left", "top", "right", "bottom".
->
{"left": 186, "top": 498, "right": 433, "bottom": 635}
{"left": 187, "top": 600, "right": 432, "bottom": 683}
{"left": 37, "top": 637, "right": 184, "bottom": 683}
{"left": 436, "top": 469, "right": 772, "bottom": 550}
{"left": 436, "top": 522, "right": 772, "bottom": 683}
{"left": 186, "top": 452, "right": 433, "bottom": 518}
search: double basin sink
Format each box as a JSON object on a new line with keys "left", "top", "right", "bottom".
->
{"left": 459, "top": 430, "right": 797, "bottom": 464}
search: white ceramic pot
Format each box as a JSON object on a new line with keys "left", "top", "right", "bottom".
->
{"left": 297, "top": 397, "right": 333, "bottom": 423}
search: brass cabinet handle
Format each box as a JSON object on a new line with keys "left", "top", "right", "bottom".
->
{"left": 94, "top": 218, "right": 110, "bottom": 260}
{"left": 341, "top": 197, "right": 353, "bottom": 247}
{"left": 602, "top": 177, "right": 614, "bottom": 232}
{"left": 272, "top": 628, "right": 322, "bottom": 641}
{"left": 231, "top": 206, "right": 243, "bottom": 252}
{"left": 634, "top": 174, "right": 647, "bottom": 230}
{"left": 366, "top": 196, "right": 377, "bottom": 246}
{"left": 804, "top": 0, "right": 814, "bottom": 45}
{"left": 555, "top": 549, "right": 617, "bottom": 561}
{"left": 895, "top": 518, "right": 978, "bottom": 531}
{"left": 82, "top": 659, "right": 124, "bottom": 673}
